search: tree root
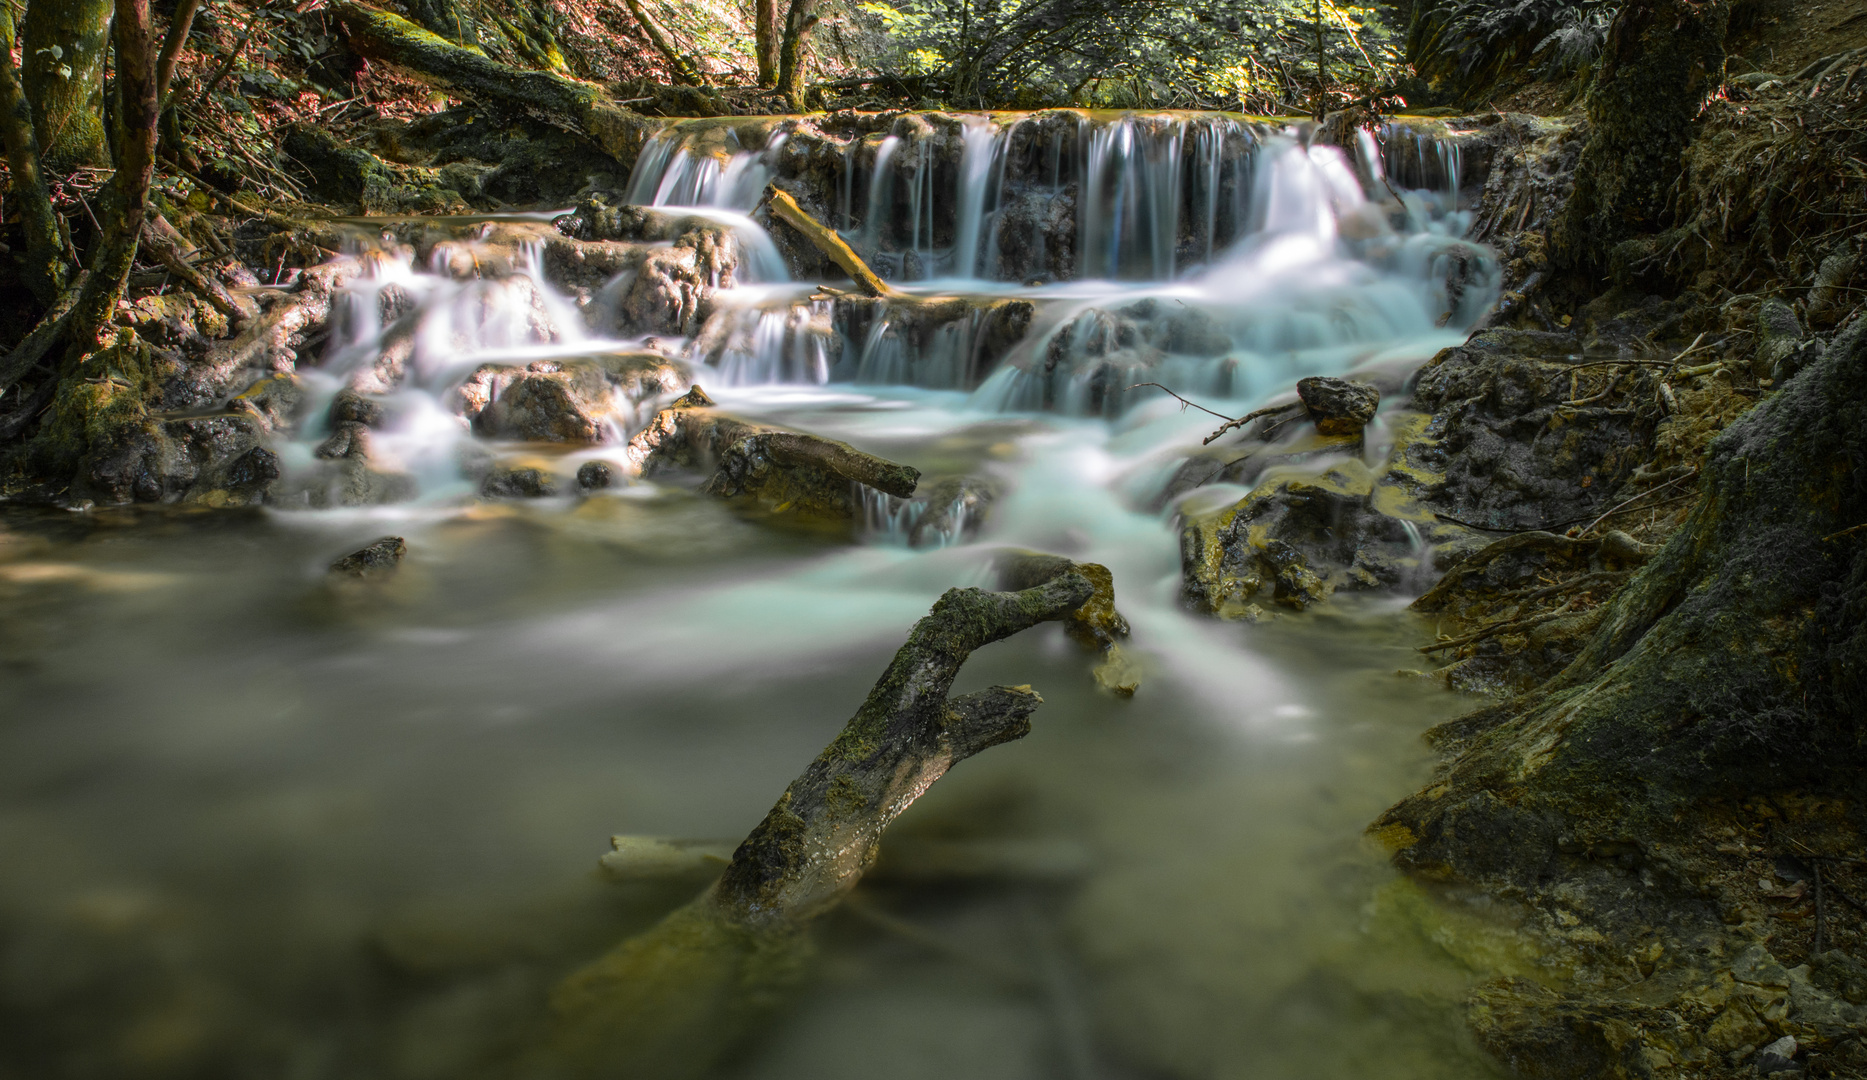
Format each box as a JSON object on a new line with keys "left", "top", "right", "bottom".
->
{"left": 526, "top": 573, "right": 1094, "bottom": 1080}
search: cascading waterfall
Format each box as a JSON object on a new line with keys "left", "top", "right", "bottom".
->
{"left": 283, "top": 110, "right": 1493, "bottom": 540}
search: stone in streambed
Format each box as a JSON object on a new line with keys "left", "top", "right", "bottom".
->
{"left": 1296, "top": 376, "right": 1381, "bottom": 436}
{"left": 576, "top": 461, "right": 615, "bottom": 491}
{"left": 481, "top": 464, "right": 560, "bottom": 499}
{"left": 330, "top": 536, "right": 407, "bottom": 578}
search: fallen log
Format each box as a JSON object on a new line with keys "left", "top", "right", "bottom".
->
{"left": 330, "top": 2, "right": 654, "bottom": 165}
{"left": 625, "top": 385, "right": 920, "bottom": 514}
{"left": 524, "top": 570, "right": 1095, "bottom": 1080}
{"left": 764, "top": 185, "right": 900, "bottom": 299}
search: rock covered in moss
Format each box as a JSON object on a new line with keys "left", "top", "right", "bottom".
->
{"left": 330, "top": 536, "right": 407, "bottom": 577}
{"left": 1296, "top": 376, "right": 1381, "bottom": 436}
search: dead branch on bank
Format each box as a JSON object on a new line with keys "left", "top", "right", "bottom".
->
{"left": 763, "top": 186, "right": 901, "bottom": 299}
{"left": 526, "top": 572, "right": 1096, "bottom": 1080}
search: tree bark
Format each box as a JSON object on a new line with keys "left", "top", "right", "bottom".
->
{"left": 755, "top": 0, "right": 780, "bottom": 87}
{"left": 529, "top": 572, "right": 1095, "bottom": 1080}
{"left": 0, "top": 4, "right": 68, "bottom": 306}
{"left": 776, "top": 0, "right": 821, "bottom": 102}
{"left": 61, "top": 0, "right": 159, "bottom": 356}
{"left": 21, "top": 0, "right": 114, "bottom": 170}
{"left": 617, "top": 0, "right": 708, "bottom": 86}
{"left": 1554, "top": 0, "right": 1729, "bottom": 275}
{"left": 764, "top": 186, "right": 899, "bottom": 298}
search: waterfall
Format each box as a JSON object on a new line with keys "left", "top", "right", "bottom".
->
{"left": 280, "top": 111, "right": 1492, "bottom": 506}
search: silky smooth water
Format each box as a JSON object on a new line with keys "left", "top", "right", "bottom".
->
{"left": 1, "top": 114, "right": 1518, "bottom": 1079}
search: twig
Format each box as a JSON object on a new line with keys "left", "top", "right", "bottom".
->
{"left": 1814, "top": 863, "right": 1827, "bottom": 955}
{"left": 1821, "top": 521, "right": 1867, "bottom": 542}
{"left": 1578, "top": 470, "right": 1699, "bottom": 537}
{"left": 1126, "top": 382, "right": 1238, "bottom": 423}
{"left": 1498, "top": 569, "right": 1630, "bottom": 605}
{"left": 192, "top": 24, "right": 254, "bottom": 108}
{"left": 1420, "top": 597, "right": 1579, "bottom": 654}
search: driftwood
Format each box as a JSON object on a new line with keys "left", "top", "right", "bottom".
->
{"left": 524, "top": 571, "right": 1095, "bottom": 1080}
{"left": 330, "top": 2, "right": 654, "bottom": 164}
{"left": 763, "top": 185, "right": 900, "bottom": 299}
{"left": 626, "top": 386, "right": 920, "bottom": 515}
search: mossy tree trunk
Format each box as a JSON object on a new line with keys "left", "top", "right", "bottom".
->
{"left": 776, "top": 0, "right": 821, "bottom": 103}
{"left": 755, "top": 0, "right": 780, "bottom": 87}
{"left": 21, "top": 0, "right": 114, "bottom": 171}
{"left": 0, "top": 4, "right": 68, "bottom": 306}
{"left": 1554, "top": 0, "right": 1729, "bottom": 276}
{"left": 1377, "top": 322, "right": 1867, "bottom": 896}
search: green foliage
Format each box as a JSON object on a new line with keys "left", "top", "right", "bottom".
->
{"left": 1407, "top": 0, "right": 1615, "bottom": 102}
{"left": 841, "top": 0, "right": 1406, "bottom": 112}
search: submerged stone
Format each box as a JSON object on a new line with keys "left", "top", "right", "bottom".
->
{"left": 330, "top": 536, "right": 407, "bottom": 578}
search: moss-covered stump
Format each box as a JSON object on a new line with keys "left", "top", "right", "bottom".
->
{"left": 1373, "top": 317, "right": 1867, "bottom": 1078}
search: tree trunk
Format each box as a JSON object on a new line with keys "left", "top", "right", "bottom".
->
{"left": 0, "top": 4, "right": 69, "bottom": 305}
{"left": 755, "top": 0, "right": 779, "bottom": 87}
{"left": 21, "top": 0, "right": 114, "bottom": 170}
{"left": 775, "top": 0, "right": 820, "bottom": 102}
{"left": 60, "top": 0, "right": 158, "bottom": 356}
{"left": 1554, "top": 0, "right": 1729, "bottom": 275}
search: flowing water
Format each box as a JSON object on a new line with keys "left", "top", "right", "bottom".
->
{"left": 0, "top": 113, "right": 1519, "bottom": 1079}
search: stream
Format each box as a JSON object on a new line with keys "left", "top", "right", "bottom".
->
{"left": 0, "top": 114, "right": 1517, "bottom": 1079}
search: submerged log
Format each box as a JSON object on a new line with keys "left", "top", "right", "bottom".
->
{"left": 524, "top": 571, "right": 1096, "bottom": 1080}
{"left": 626, "top": 385, "right": 919, "bottom": 515}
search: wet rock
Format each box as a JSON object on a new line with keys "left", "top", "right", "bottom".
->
{"left": 626, "top": 386, "right": 918, "bottom": 519}
{"left": 481, "top": 464, "right": 559, "bottom": 498}
{"left": 1296, "top": 377, "right": 1380, "bottom": 436}
{"left": 1756, "top": 1035, "right": 1798, "bottom": 1074}
{"left": 223, "top": 447, "right": 282, "bottom": 499}
{"left": 458, "top": 353, "right": 687, "bottom": 444}
{"left": 1407, "top": 330, "right": 1656, "bottom": 532}
{"left": 227, "top": 374, "right": 306, "bottom": 433}
{"left": 328, "top": 387, "right": 386, "bottom": 428}
{"left": 1181, "top": 448, "right": 1460, "bottom": 616}
{"left": 616, "top": 227, "right": 739, "bottom": 336}
{"left": 316, "top": 421, "right": 374, "bottom": 460}
{"left": 330, "top": 536, "right": 407, "bottom": 578}
{"left": 576, "top": 460, "right": 615, "bottom": 491}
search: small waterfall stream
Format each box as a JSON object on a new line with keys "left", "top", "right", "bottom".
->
{"left": 0, "top": 110, "right": 1515, "bottom": 1080}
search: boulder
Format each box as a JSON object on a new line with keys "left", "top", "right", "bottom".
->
{"left": 1296, "top": 376, "right": 1380, "bottom": 436}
